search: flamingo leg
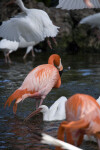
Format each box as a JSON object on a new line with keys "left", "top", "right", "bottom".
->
{"left": 36, "top": 101, "right": 39, "bottom": 109}
{"left": 77, "top": 134, "right": 84, "bottom": 146}
{"left": 66, "top": 129, "right": 75, "bottom": 145}
{"left": 97, "top": 138, "right": 100, "bottom": 150}
{"left": 36, "top": 98, "right": 44, "bottom": 109}
{"left": 47, "top": 38, "right": 52, "bottom": 49}
{"left": 39, "top": 98, "right": 44, "bottom": 106}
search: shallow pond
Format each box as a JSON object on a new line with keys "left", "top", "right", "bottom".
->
{"left": 0, "top": 51, "right": 100, "bottom": 150}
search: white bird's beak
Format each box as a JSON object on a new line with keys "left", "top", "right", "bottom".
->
{"left": 24, "top": 107, "right": 42, "bottom": 121}
{"left": 6, "top": 0, "right": 15, "bottom": 6}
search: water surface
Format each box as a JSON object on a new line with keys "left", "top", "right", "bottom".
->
{"left": 0, "top": 52, "right": 100, "bottom": 150}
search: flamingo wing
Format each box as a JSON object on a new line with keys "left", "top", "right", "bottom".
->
{"left": 20, "top": 64, "right": 60, "bottom": 99}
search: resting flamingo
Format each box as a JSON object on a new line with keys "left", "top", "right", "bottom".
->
{"left": 4, "top": 54, "right": 63, "bottom": 115}
{"left": 0, "top": 0, "right": 59, "bottom": 61}
{"left": 56, "top": 0, "right": 100, "bottom": 10}
{"left": 56, "top": 93, "right": 100, "bottom": 150}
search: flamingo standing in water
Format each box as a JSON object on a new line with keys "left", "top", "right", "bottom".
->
{"left": 56, "top": 94, "right": 100, "bottom": 150}
{"left": 0, "top": 0, "right": 59, "bottom": 62}
{"left": 56, "top": 0, "right": 100, "bottom": 10}
{"left": 4, "top": 54, "right": 63, "bottom": 115}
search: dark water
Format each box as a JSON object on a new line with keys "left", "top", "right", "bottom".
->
{"left": 0, "top": 51, "right": 100, "bottom": 150}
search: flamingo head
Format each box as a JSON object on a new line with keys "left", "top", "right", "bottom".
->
{"left": 48, "top": 54, "right": 63, "bottom": 77}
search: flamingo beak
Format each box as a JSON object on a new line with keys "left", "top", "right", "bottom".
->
{"left": 59, "top": 69, "right": 63, "bottom": 77}
{"left": 58, "top": 64, "right": 63, "bottom": 77}
{"left": 24, "top": 108, "right": 42, "bottom": 121}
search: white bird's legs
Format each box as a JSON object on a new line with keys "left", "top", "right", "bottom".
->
{"left": 47, "top": 38, "right": 52, "bottom": 49}
{"left": 47, "top": 37, "right": 58, "bottom": 49}
{"left": 23, "top": 46, "right": 35, "bottom": 59}
{"left": 4, "top": 52, "right": 12, "bottom": 63}
{"left": 52, "top": 37, "right": 57, "bottom": 46}
{"left": 32, "top": 49, "right": 35, "bottom": 57}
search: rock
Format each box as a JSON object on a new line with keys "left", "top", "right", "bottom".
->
{"left": 0, "top": 0, "right": 100, "bottom": 53}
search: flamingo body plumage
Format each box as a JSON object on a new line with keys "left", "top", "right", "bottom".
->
{"left": 4, "top": 54, "right": 63, "bottom": 114}
{"left": 56, "top": 94, "right": 100, "bottom": 150}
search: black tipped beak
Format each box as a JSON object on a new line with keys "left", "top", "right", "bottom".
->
{"left": 59, "top": 70, "right": 63, "bottom": 77}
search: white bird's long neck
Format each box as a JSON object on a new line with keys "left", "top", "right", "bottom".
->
{"left": 16, "top": 0, "right": 28, "bottom": 12}
{"left": 43, "top": 112, "right": 49, "bottom": 121}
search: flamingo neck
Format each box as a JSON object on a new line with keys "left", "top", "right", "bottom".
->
{"left": 48, "top": 58, "right": 54, "bottom": 66}
{"left": 16, "top": 0, "right": 28, "bottom": 12}
{"left": 48, "top": 54, "right": 57, "bottom": 66}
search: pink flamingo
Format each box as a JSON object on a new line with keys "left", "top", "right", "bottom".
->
{"left": 56, "top": 93, "right": 100, "bottom": 150}
{"left": 4, "top": 54, "right": 63, "bottom": 114}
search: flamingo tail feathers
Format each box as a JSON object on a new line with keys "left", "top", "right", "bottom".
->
{"left": 4, "top": 89, "right": 28, "bottom": 113}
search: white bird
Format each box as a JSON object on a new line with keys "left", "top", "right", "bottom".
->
{"left": 34, "top": 133, "right": 83, "bottom": 150}
{"left": 0, "top": 0, "right": 59, "bottom": 59}
{"left": 0, "top": 39, "right": 19, "bottom": 63}
{"left": 56, "top": 0, "right": 100, "bottom": 10}
{"left": 25, "top": 96, "right": 67, "bottom": 121}
{"left": 79, "top": 13, "right": 100, "bottom": 29}
{"left": 0, "top": 38, "right": 35, "bottom": 63}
